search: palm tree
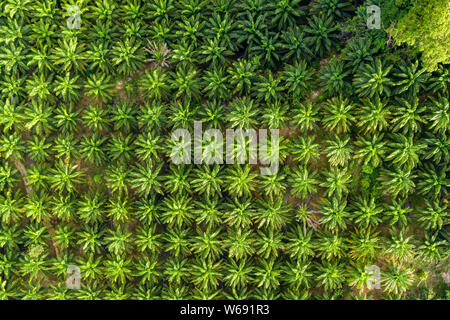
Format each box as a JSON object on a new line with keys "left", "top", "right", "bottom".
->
{"left": 379, "top": 167, "right": 416, "bottom": 198}
{"left": 198, "top": 99, "right": 226, "bottom": 129}
{"left": 175, "top": 16, "right": 205, "bottom": 47}
{"left": 106, "top": 165, "right": 131, "bottom": 195}
{"left": 353, "top": 59, "right": 394, "bottom": 98}
{"left": 416, "top": 232, "right": 447, "bottom": 264}
{"left": 426, "top": 95, "right": 449, "bottom": 134}
{"left": 223, "top": 197, "right": 255, "bottom": 229}
{"left": 25, "top": 73, "right": 54, "bottom": 101}
{"left": 319, "top": 196, "right": 350, "bottom": 232}
{"left": 0, "top": 189, "right": 23, "bottom": 224}
{"left": 353, "top": 133, "right": 387, "bottom": 168}
{"left": 348, "top": 228, "right": 381, "bottom": 262}
{"left": 351, "top": 196, "right": 383, "bottom": 228}
{"left": 304, "top": 15, "right": 339, "bottom": 57}
{"left": 137, "top": 101, "right": 167, "bottom": 133}
{"left": 49, "top": 160, "right": 84, "bottom": 194}
{"left": 164, "top": 257, "right": 190, "bottom": 286}
{"left": 255, "top": 196, "right": 291, "bottom": 231}
{"left": 107, "top": 133, "right": 135, "bottom": 164}
{"left": 255, "top": 228, "right": 284, "bottom": 259}
{"left": 191, "top": 164, "right": 224, "bottom": 198}
{"left": 427, "top": 65, "right": 450, "bottom": 94}
{"left": 417, "top": 163, "right": 448, "bottom": 198}
{"left": 105, "top": 226, "right": 133, "bottom": 256}
{"left": 227, "top": 96, "right": 259, "bottom": 129}
{"left": 54, "top": 103, "right": 80, "bottom": 135}
{"left": 191, "top": 258, "right": 222, "bottom": 291}
{"left": 171, "top": 65, "right": 202, "bottom": 102}
{"left": 356, "top": 96, "right": 392, "bottom": 134}
{"left": 192, "top": 227, "right": 223, "bottom": 260}
{"left": 417, "top": 200, "right": 448, "bottom": 231}
{"left": 384, "top": 198, "right": 412, "bottom": 228}
{"left": 76, "top": 224, "right": 106, "bottom": 255}
{"left": 311, "top": 0, "right": 352, "bottom": 20}
{"left": 53, "top": 225, "right": 76, "bottom": 251}
{"left": 103, "top": 255, "right": 133, "bottom": 285}
{"left": 107, "top": 195, "right": 133, "bottom": 224}
{"left": 80, "top": 133, "right": 107, "bottom": 166}
{"left": 130, "top": 162, "right": 163, "bottom": 197}
{"left": 24, "top": 191, "right": 51, "bottom": 223}
{"left": 112, "top": 37, "right": 145, "bottom": 76}
{"left": 281, "top": 26, "right": 313, "bottom": 62}
{"left": 385, "top": 133, "right": 424, "bottom": 171}
{"left": 324, "top": 135, "right": 352, "bottom": 167}
{"left": 170, "top": 40, "right": 198, "bottom": 66}
{"left": 50, "top": 38, "right": 87, "bottom": 73}
{"left": 194, "top": 195, "right": 223, "bottom": 228}
{"left": 258, "top": 168, "right": 287, "bottom": 197}
{"left": 253, "top": 258, "right": 282, "bottom": 290}
{"left": 26, "top": 163, "right": 49, "bottom": 191}
{"left": 161, "top": 194, "right": 194, "bottom": 227}
{"left": 289, "top": 165, "right": 320, "bottom": 199}
{"left": 163, "top": 164, "right": 193, "bottom": 195}
{"left": 225, "top": 165, "right": 258, "bottom": 197}
{"left": 393, "top": 60, "right": 428, "bottom": 98}
{"left": 269, "top": 0, "right": 302, "bottom": 30}
{"left": 283, "top": 61, "right": 314, "bottom": 99}
{"left": 84, "top": 73, "right": 115, "bottom": 102}
{"left": 205, "top": 13, "right": 238, "bottom": 51}
{"left": 223, "top": 258, "right": 253, "bottom": 289}
{"left": 140, "top": 68, "right": 171, "bottom": 101}
{"left": 347, "top": 262, "right": 378, "bottom": 294}
{"left": 385, "top": 230, "right": 416, "bottom": 263}
{"left": 23, "top": 101, "right": 54, "bottom": 136}
{"left": 224, "top": 228, "right": 255, "bottom": 260}
{"left": 77, "top": 192, "right": 106, "bottom": 224}
{"left": 52, "top": 134, "right": 80, "bottom": 162}
{"left": 0, "top": 162, "right": 19, "bottom": 191}
{"left": 322, "top": 95, "right": 356, "bottom": 134}
{"left": 319, "top": 59, "right": 350, "bottom": 96}
{"left": 342, "top": 37, "right": 377, "bottom": 72}
{"left": 235, "top": 12, "right": 266, "bottom": 52}
{"left": 202, "top": 65, "right": 230, "bottom": 100}
{"left": 320, "top": 166, "right": 352, "bottom": 198}
{"left": 249, "top": 32, "right": 282, "bottom": 68}
{"left": 261, "top": 99, "right": 289, "bottom": 129}
{"left": 163, "top": 227, "right": 192, "bottom": 257}
{"left": 290, "top": 136, "right": 321, "bottom": 165}
{"left": 135, "top": 195, "right": 161, "bottom": 225}
{"left": 27, "top": 136, "right": 51, "bottom": 163}
{"left": 382, "top": 263, "right": 415, "bottom": 296}
{"left": 110, "top": 102, "right": 137, "bottom": 133}
{"left": 134, "top": 255, "right": 161, "bottom": 285}
{"left": 254, "top": 70, "right": 283, "bottom": 102}
{"left": 134, "top": 224, "right": 161, "bottom": 254}
{"left": 0, "top": 98, "right": 24, "bottom": 133}
{"left": 421, "top": 132, "right": 449, "bottom": 165}
{"left": 145, "top": 40, "right": 172, "bottom": 68}
{"left": 316, "top": 261, "right": 346, "bottom": 291}
{"left": 227, "top": 57, "right": 257, "bottom": 96}
{"left": 391, "top": 97, "right": 425, "bottom": 135}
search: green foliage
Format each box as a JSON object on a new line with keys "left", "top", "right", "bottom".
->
{"left": 0, "top": 0, "right": 447, "bottom": 302}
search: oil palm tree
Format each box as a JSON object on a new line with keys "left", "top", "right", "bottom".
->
{"left": 353, "top": 133, "right": 387, "bottom": 168}
{"left": 304, "top": 15, "right": 339, "bottom": 57}
{"left": 49, "top": 160, "right": 84, "bottom": 194}
{"left": 353, "top": 59, "right": 394, "bottom": 98}
{"left": 289, "top": 165, "right": 320, "bottom": 199}
{"left": 322, "top": 95, "right": 356, "bottom": 134}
